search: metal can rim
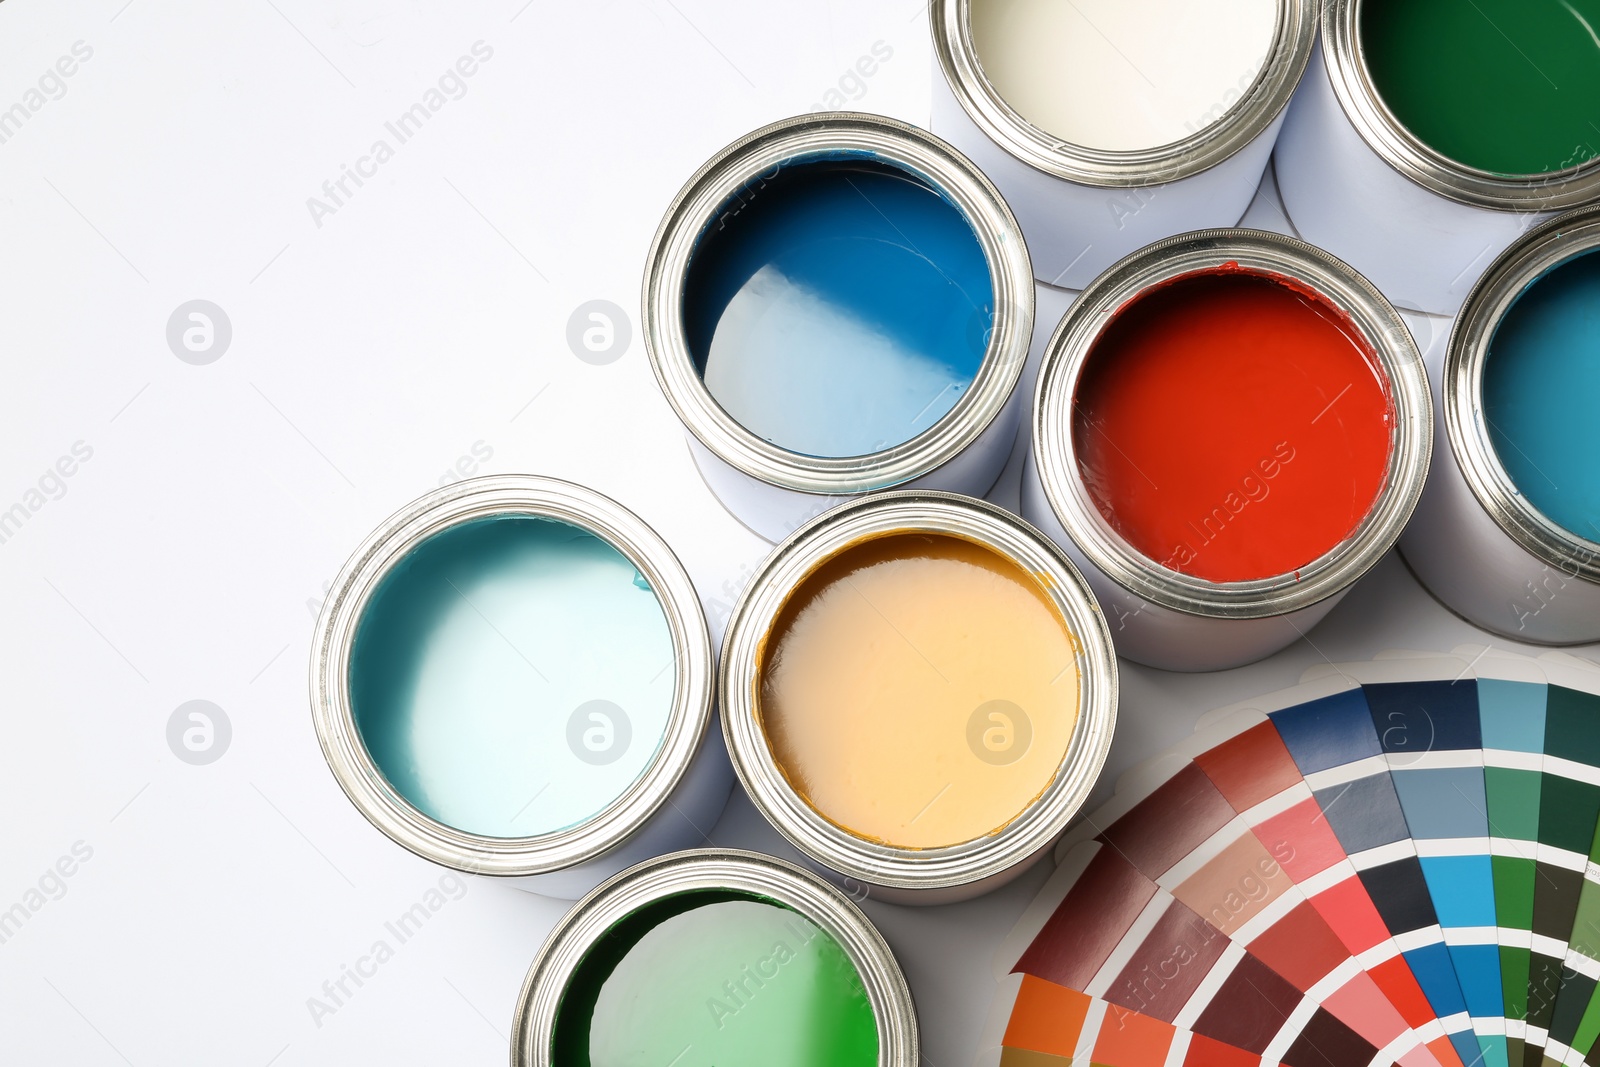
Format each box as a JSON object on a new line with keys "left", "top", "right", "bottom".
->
{"left": 1321, "top": 0, "right": 1600, "bottom": 212}
{"left": 307, "top": 474, "right": 715, "bottom": 877}
{"left": 928, "top": 0, "right": 1317, "bottom": 189}
{"left": 1033, "top": 227, "right": 1433, "bottom": 620}
{"left": 719, "top": 491, "right": 1119, "bottom": 892}
{"left": 642, "top": 111, "right": 1034, "bottom": 496}
{"left": 509, "top": 847, "right": 919, "bottom": 1067}
{"left": 1443, "top": 204, "right": 1600, "bottom": 586}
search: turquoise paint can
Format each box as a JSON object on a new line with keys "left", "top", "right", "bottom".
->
{"left": 311, "top": 476, "right": 731, "bottom": 898}
{"left": 1402, "top": 206, "right": 1600, "bottom": 643}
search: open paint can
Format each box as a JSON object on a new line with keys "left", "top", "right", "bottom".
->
{"left": 1274, "top": 0, "right": 1600, "bottom": 315}
{"left": 510, "top": 848, "right": 918, "bottom": 1067}
{"left": 643, "top": 112, "right": 1034, "bottom": 543}
{"left": 309, "top": 475, "right": 732, "bottom": 899}
{"left": 929, "top": 0, "right": 1316, "bottom": 289}
{"left": 720, "top": 491, "right": 1118, "bottom": 904}
{"left": 1401, "top": 206, "right": 1600, "bottom": 644}
{"left": 1024, "top": 229, "right": 1432, "bottom": 672}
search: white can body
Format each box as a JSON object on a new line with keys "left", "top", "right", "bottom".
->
{"left": 689, "top": 372, "right": 1025, "bottom": 543}
{"left": 1275, "top": 44, "right": 1548, "bottom": 316}
{"left": 1021, "top": 447, "right": 1347, "bottom": 672}
{"left": 1400, "top": 335, "right": 1600, "bottom": 644}
{"left": 932, "top": 69, "right": 1284, "bottom": 290}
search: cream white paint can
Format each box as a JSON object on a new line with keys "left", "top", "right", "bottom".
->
{"left": 931, "top": 0, "right": 1315, "bottom": 289}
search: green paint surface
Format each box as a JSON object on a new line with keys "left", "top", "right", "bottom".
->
{"left": 551, "top": 890, "right": 879, "bottom": 1067}
{"left": 1360, "top": 0, "right": 1600, "bottom": 175}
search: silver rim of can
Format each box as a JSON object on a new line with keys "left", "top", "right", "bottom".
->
{"left": 1034, "top": 228, "right": 1433, "bottom": 620}
{"left": 642, "top": 111, "right": 1033, "bottom": 496}
{"left": 308, "top": 475, "right": 714, "bottom": 877}
{"left": 510, "top": 848, "right": 919, "bottom": 1067}
{"left": 929, "top": 0, "right": 1317, "bottom": 188}
{"left": 1322, "top": 0, "right": 1600, "bottom": 211}
{"left": 1444, "top": 205, "right": 1600, "bottom": 585}
{"left": 719, "top": 491, "right": 1119, "bottom": 893}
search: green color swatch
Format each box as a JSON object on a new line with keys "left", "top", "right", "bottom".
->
{"left": 1360, "top": 0, "right": 1600, "bottom": 175}
{"left": 551, "top": 890, "right": 880, "bottom": 1067}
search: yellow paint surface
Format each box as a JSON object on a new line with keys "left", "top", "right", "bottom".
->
{"left": 757, "top": 532, "right": 1081, "bottom": 849}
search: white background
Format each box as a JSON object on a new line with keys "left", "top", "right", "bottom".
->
{"left": 0, "top": 1, "right": 1595, "bottom": 1064}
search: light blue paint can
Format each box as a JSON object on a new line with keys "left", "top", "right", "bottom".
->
{"left": 311, "top": 476, "right": 731, "bottom": 898}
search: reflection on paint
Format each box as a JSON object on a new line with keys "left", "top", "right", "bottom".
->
{"left": 1361, "top": 0, "right": 1600, "bottom": 175}
{"left": 968, "top": 0, "right": 1277, "bottom": 152}
{"left": 683, "top": 157, "right": 993, "bottom": 459}
{"left": 551, "top": 892, "right": 878, "bottom": 1067}
{"left": 348, "top": 515, "right": 675, "bottom": 839}
{"left": 1071, "top": 270, "right": 1394, "bottom": 584}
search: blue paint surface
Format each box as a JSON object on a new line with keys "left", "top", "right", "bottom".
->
{"left": 348, "top": 515, "right": 676, "bottom": 839}
{"left": 1484, "top": 249, "right": 1600, "bottom": 542}
{"left": 682, "top": 154, "right": 994, "bottom": 459}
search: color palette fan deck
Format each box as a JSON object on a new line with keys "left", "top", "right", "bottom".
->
{"left": 982, "top": 650, "right": 1600, "bottom": 1067}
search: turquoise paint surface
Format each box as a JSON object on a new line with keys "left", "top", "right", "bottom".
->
{"left": 682, "top": 155, "right": 994, "bottom": 459}
{"left": 348, "top": 515, "right": 675, "bottom": 838}
{"left": 1483, "top": 250, "right": 1600, "bottom": 542}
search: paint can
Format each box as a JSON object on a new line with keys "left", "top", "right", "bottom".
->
{"left": 1274, "top": 1, "right": 1600, "bottom": 315}
{"left": 643, "top": 112, "right": 1034, "bottom": 544}
{"left": 720, "top": 491, "right": 1118, "bottom": 904}
{"left": 510, "top": 848, "right": 918, "bottom": 1067}
{"left": 1023, "top": 229, "right": 1432, "bottom": 672}
{"left": 310, "top": 475, "right": 731, "bottom": 899}
{"left": 929, "top": 0, "right": 1317, "bottom": 290}
{"left": 1400, "top": 206, "right": 1600, "bottom": 644}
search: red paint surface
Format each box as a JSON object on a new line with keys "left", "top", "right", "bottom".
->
{"left": 1072, "top": 269, "right": 1395, "bottom": 583}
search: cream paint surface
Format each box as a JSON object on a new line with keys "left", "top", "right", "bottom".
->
{"left": 968, "top": 0, "right": 1279, "bottom": 152}
{"left": 757, "top": 533, "right": 1081, "bottom": 849}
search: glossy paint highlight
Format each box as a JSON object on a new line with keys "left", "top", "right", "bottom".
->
{"left": 1072, "top": 270, "right": 1394, "bottom": 583}
{"left": 1360, "top": 0, "right": 1600, "bottom": 176}
{"left": 683, "top": 156, "right": 993, "bottom": 458}
{"left": 348, "top": 515, "right": 675, "bottom": 839}
{"left": 550, "top": 890, "right": 878, "bottom": 1067}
